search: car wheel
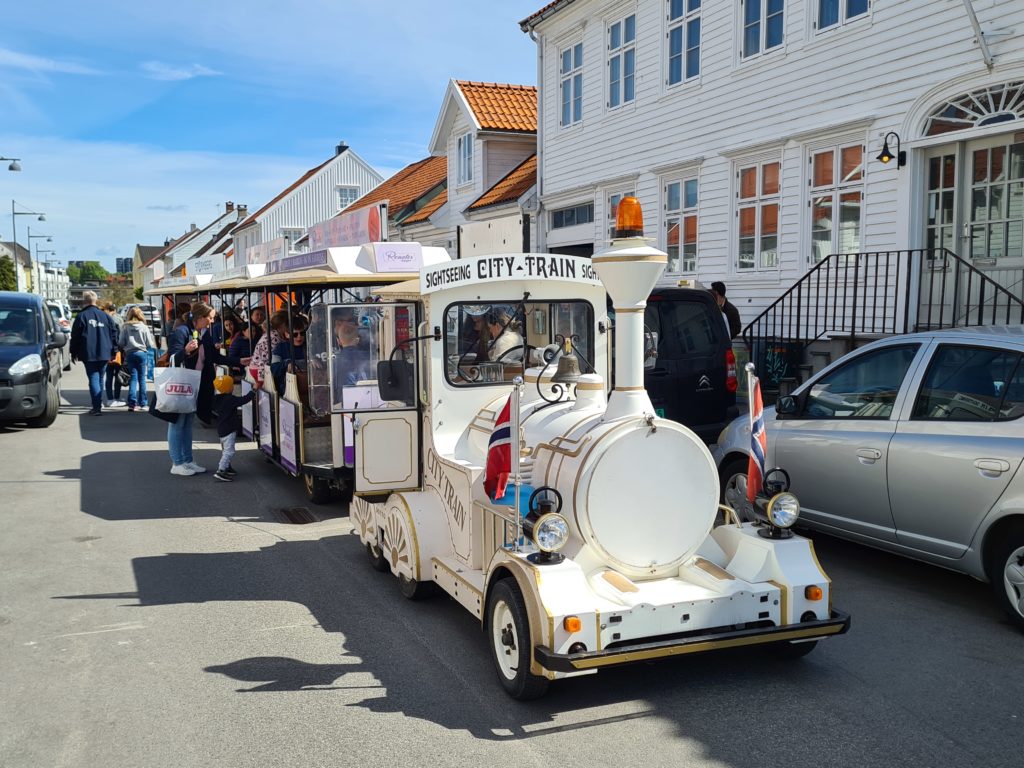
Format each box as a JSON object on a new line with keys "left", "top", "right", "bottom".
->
{"left": 26, "top": 383, "right": 59, "bottom": 428}
{"left": 485, "top": 578, "right": 549, "bottom": 700}
{"left": 719, "top": 455, "right": 756, "bottom": 523}
{"left": 987, "top": 526, "right": 1024, "bottom": 631}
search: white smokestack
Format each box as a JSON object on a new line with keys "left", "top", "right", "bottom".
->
{"left": 591, "top": 197, "right": 667, "bottom": 421}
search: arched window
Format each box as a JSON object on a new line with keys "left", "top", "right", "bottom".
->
{"left": 925, "top": 81, "right": 1024, "bottom": 136}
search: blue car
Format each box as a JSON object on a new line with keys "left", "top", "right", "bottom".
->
{"left": 0, "top": 291, "right": 65, "bottom": 427}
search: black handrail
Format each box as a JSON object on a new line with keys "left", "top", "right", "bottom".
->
{"left": 741, "top": 248, "right": 1024, "bottom": 389}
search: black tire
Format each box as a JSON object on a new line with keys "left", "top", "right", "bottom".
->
{"left": 366, "top": 541, "right": 390, "bottom": 572}
{"left": 764, "top": 640, "right": 818, "bottom": 660}
{"left": 303, "top": 473, "right": 331, "bottom": 504}
{"left": 485, "top": 579, "right": 549, "bottom": 700}
{"left": 27, "top": 383, "right": 59, "bottom": 428}
{"left": 986, "top": 524, "right": 1024, "bottom": 631}
{"left": 398, "top": 572, "right": 435, "bottom": 600}
{"left": 719, "top": 455, "right": 755, "bottom": 523}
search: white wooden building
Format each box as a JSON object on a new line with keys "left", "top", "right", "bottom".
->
{"left": 520, "top": 0, "right": 1024, "bottom": 336}
{"left": 231, "top": 142, "right": 383, "bottom": 265}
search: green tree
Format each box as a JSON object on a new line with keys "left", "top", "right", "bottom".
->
{"left": 0, "top": 255, "right": 16, "bottom": 291}
{"left": 66, "top": 264, "right": 81, "bottom": 284}
{"left": 79, "top": 261, "right": 110, "bottom": 283}
{"left": 134, "top": 286, "right": 144, "bottom": 301}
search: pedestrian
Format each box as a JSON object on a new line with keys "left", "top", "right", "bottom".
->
{"left": 103, "top": 302, "right": 126, "bottom": 407}
{"left": 165, "top": 301, "right": 217, "bottom": 476}
{"left": 211, "top": 374, "right": 259, "bottom": 482}
{"left": 710, "top": 281, "right": 742, "bottom": 340}
{"left": 69, "top": 290, "right": 116, "bottom": 415}
{"left": 250, "top": 309, "right": 287, "bottom": 379}
{"left": 118, "top": 306, "right": 157, "bottom": 412}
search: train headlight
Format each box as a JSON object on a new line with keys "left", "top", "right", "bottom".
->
{"left": 530, "top": 512, "right": 569, "bottom": 553}
{"left": 766, "top": 492, "right": 800, "bottom": 529}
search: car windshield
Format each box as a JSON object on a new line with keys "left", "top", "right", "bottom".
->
{"left": 0, "top": 307, "right": 38, "bottom": 345}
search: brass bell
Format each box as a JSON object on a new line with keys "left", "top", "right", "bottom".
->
{"left": 552, "top": 339, "right": 581, "bottom": 385}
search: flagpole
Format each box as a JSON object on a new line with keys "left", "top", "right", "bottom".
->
{"left": 745, "top": 362, "right": 756, "bottom": 409}
{"left": 511, "top": 375, "right": 523, "bottom": 552}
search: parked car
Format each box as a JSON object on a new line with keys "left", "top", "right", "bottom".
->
{"left": 119, "top": 303, "right": 163, "bottom": 347}
{"left": 44, "top": 300, "right": 73, "bottom": 371}
{"left": 713, "top": 326, "right": 1024, "bottom": 629}
{"left": 609, "top": 280, "right": 738, "bottom": 443}
{"left": 0, "top": 291, "right": 65, "bottom": 428}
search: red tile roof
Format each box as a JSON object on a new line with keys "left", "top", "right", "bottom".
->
{"left": 402, "top": 188, "right": 448, "bottom": 225}
{"left": 520, "top": 1, "right": 577, "bottom": 30}
{"left": 347, "top": 155, "right": 447, "bottom": 219}
{"left": 234, "top": 155, "right": 335, "bottom": 230}
{"left": 456, "top": 81, "right": 537, "bottom": 133}
{"left": 467, "top": 155, "right": 537, "bottom": 212}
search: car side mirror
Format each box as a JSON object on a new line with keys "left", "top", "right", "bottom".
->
{"left": 48, "top": 330, "right": 66, "bottom": 349}
{"left": 776, "top": 395, "right": 797, "bottom": 416}
{"left": 376, "top": 360, "right": 414, "bottom": 405}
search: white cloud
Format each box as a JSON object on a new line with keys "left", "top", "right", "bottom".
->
{"left": 0, "top": 47, "right": 100, "bottom": 75}
{"left": 140, "top": 61, "right": 222, "bottom": 81}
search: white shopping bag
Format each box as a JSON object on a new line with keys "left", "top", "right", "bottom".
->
{"left": 154, "top": 363, "right": 201, "bottom": 414}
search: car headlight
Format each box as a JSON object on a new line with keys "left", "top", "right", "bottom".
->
{"left": 766, "top": 492, "right": 800, "bottom": 529}
{"left": 529, "top": 512, "right": 569, "bottom": 553}
{"left": 9, "top": 354, "right": 43, "bottom": 376}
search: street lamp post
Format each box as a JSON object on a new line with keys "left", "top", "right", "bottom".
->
{"left": 11, "top": 200, "right": 46, "bottom": 292}
{"left": 0, "top": 157, "right": 21, "bottom": 172}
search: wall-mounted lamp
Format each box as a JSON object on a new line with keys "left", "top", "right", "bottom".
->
{"left": 876, "top": 132, "right": 906, "bottom": 168}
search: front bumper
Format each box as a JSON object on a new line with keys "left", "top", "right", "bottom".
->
{"left": 0, "top": 374, "right": 46, "bottom": 419}
{"left": 534, "top": 610, "right": 850, "bottom": 672}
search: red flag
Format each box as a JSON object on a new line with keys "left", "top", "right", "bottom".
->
{"left": 484, "top": 396, "right": 512, "bottom": 500}
{"left": 746, "top": 372, "right": 767, "bottom": 503}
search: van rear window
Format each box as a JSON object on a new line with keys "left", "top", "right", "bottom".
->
{"left": 645, "top": 299, "right": 719, "bottom": 359}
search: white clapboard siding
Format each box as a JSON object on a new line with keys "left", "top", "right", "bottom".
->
{"left": 531, "top": 0, "right": 1024, "bottom": 324}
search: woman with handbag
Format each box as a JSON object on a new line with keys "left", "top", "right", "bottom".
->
{"left": 103, "top": 302, "right": 126, "bottom": 407}
{"left": 164, "top": 302, "right": 217, "bottom": 476}
{"left": 119, "top": 307, "right": 157, "bottom": 412}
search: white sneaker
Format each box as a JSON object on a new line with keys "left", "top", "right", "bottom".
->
{"left": 102, "top": 399, "right": 112, "bottom": 407}
{"left": 170, "top": 464, "right": 196, "bottom": 476}
{"left": 185, "top": 462, "right": 207, "bottom": 474}
{"left": 110, "top": 400, "right": 127, "bottom": 408}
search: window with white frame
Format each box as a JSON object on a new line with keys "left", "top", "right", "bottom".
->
{"left": 457, "top": 132, "right": 474, "bottom": 186}
{"left": 560, "top": 41, "right": 584, "bottom": 126}
{"left": 280, "top": 227, "right": 303, "bottom": 247}
{"left": 607, "top": 189, "right": 636, "bottom": 239}
{"left": 665, "top": 177, "right": 698, "bottom": 272}
{"left": 736, "top": 160, "right": 780, "bottom": 270}
{"left": 608, "top": 13, "right": 636, "bottom": 109}
{"left": 741, "top": 0, "right": 784, "bottom": 59}
{"left": 336, "top": 185, "right": 359, "bottom": 211}
{"left": 668, "top": 0, "right": 700, "bottom": 85}
{"left": 816, "top": 0, "right": 869, "bottom": 31}
{"left": 551, "top": 202, "right": 595, "bottom": 230}
{"left": 809, "top": 143, "right": 864, "bottom": 263}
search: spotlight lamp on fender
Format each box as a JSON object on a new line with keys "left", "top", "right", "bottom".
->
{"left": 876, "top": 131, "right": 906, "bottom": 168}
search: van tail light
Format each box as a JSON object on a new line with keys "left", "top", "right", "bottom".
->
{"left": 725, "top": 348, "right": 738, "bottom": 393}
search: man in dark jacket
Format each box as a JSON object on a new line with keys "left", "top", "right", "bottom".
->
{"left": 710, "top": 281, "right": 742, "bottom": 340}
{"left": 70, "top": 290, "right": 116, "bottom": 415}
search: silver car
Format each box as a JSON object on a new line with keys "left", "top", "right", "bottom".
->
{"left": 713, "top": 326, "right": 1024, "bottom": 630}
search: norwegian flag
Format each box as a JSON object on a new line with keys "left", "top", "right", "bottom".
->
{"left": 484, "top": 395, "right": 512, "bottom": 500}
{"left": 746, "top": 369, "right": 767, "bottom": 504}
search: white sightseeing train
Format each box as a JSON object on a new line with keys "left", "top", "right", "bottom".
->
{"left": 345, "top": 198, "right": 849, "bottom": 699}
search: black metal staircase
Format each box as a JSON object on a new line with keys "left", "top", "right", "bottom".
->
{"left": 742, "top": 248, "right": 1024, "bottom": 390}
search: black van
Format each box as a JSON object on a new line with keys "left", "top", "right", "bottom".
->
{"left": 641, "top": 285, "right": 738, "bottom": 443}
{"left": 0, "top": 291, "right": 65, "bottom": 427}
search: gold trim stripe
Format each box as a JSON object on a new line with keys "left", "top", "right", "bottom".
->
{"left": 613, "top": 386, "right": 646, "bottom": 391}
{"left": 563, "top": 624, "right": 845, "bottom": 670}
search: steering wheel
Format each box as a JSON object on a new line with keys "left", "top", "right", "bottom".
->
{"left": 493, "top": 346, "right": 526, "bottom": 365}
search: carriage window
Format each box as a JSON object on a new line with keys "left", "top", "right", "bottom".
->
{"left": 305, "top": 303, "right": 417, "bottom": 413}
{"left": 444, "top": 300, "right": 595, "bottom": 386}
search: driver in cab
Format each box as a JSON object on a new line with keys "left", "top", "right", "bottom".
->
{"left": 485, "top": 307, "right": 523, "bottom": 362}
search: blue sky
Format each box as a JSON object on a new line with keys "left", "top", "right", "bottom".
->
{"left": 0, "top": 0, "right": 541, "bottom": 270}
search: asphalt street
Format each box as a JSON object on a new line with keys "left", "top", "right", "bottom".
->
{"left": 1, "top": 366, "right": 1021, "bottom": 768}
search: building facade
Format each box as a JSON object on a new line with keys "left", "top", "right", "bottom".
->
{"left": 521, "top": 0, "right": 1024, "bottom": 329}
{"left": 31, "top": 261, "right": 70, "bottom": 304}
{"left": 231, "top": 142, "right": 384, "bottom": 265}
